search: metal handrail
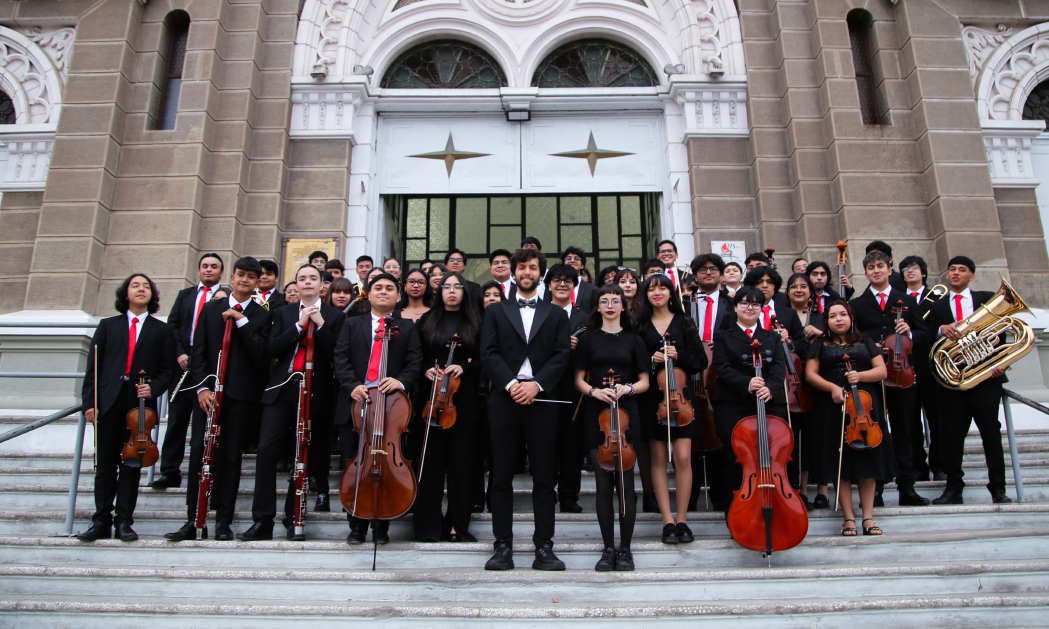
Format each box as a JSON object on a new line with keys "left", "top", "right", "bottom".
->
{"left": 0, "top": 404, "right": 83, "bottom": 445}
{"left": 0, "top": 322, "right": 98, "bottom": 328}
{"left": 1001, "top": 388, "right": 1049, "bottom": 504}
{"left": 0, "top": 373, "right": 85, "bottom": 378}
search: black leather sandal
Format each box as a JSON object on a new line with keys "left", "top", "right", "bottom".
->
{"left": 841, "top": 519, "right": 857, "bottom": 536}
{"left": 862, "top": 518, "right": 882, "bottom": 536}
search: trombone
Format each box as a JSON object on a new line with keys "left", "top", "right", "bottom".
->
{"left": 921, "top": 284, "right": 947, "bottom": 319}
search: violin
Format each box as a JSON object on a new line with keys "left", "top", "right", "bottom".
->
{"left": 657, "top": 332, "right": 694, "bottom": 430}
{"left": 340, "top": 316, "right": 417, "bottom": 528}
{"left": 727, "top": 339, "right": 808, "bottom": 556}
{"left": 596, "top": 369, "right": 635, "bottom": 518}
{"left": 423, "top": 335, "right": 460, "bottom": 430}
{"left": 770, "top": 315, "right": 814, "bottom": 414}
{"left": 881, "top": 300, "right": 915, "bottom": 389}
{"left": 121, "top": 370, "right": 159, "bottom": 469}
{"left": 842, "top": 354, "right": 883, "bottom": 450}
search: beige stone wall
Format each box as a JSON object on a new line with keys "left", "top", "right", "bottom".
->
{"left": 689, "top": 137, "right": 757, "bottom": 254}
{"left": 283, "top": 139, "right": 351, "bottom": 280}
{"left": 0, "top": 192, "right": 43, "bottom": 314}
{"left": 995, "top": 187, "right": 1049, "bottom": 305}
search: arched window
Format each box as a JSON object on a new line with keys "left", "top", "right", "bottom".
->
{"left": 380, "top": 41, "right": 507, "bottom": 89}
{"left": 847, "top": 10, "right": 880, "bottom": 125}
{"left": 158, "top": 11, "right": 190, "bottom": 130}
{"left": 1023, "top": 79, "right": 1049, "bottom": 125}
{"left": 532, "top": 39, "right": 657, "bottom": 88}
{"left": 0, "top": 91, "right": 15, "bottom": 124}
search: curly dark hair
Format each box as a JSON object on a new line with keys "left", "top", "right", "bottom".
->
{"left": 115, "top": 273, "right": 161, "bottom": 315}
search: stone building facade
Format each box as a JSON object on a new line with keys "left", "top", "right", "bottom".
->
{"left": 0, "top": 0, "right": 1048, "bottom": 321}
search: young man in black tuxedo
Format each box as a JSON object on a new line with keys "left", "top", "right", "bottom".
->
{"left": 238, "top": 264, "right": 346, "bottom": 541}
{"left": 152, "top": 253, "right": 223, "bottom": 489}
{"left": 900, "top": 255, "right": 943, "bottom": 481}
{"left": 558, "top": 247, "right": 598, "bottom": 314}
{"left": 165, "top": 257, "right": 271, "bottom": 542}
{"left": 807, "top": 260, "right": 855, "bottom": 323}
{"left": 927, "top": 257, "right": 1012, "bottom": 505}
{"left": 864, "top": 241, "right": 907, "bottom": 292}
{"left": 737, "top": 266, "right": 809, "bottom": 359}
{"left": 480, "top": 248, "right": 572, "bottom": 571}
{"left": 546, "top": 264, "right": 589, "bottom": 513}
{"left": 79, "top": 274, "right": 177, "bottom": 541}
{"left": 656, "top": 239, "right": 693, "bottom": 297}
{"left": 490, "top": 249, "right": 516, "bottom": 300}
{"left": 848, "top": 250, "right": 931, "bottom": 507}
{"left": 334, "top": 273, "right": 423, "bottom": 544}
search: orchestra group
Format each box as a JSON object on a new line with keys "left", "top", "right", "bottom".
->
{"left": 78, "top": 236, "right": 1016, "bottom": 572}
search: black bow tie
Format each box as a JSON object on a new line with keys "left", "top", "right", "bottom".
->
{"left": 517, "top": 298, "right": 537, "bottom": 309}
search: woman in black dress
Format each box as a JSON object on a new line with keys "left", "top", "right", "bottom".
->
{"left": 574, "top": 284, "right": 650, "bottom": 571}
{"left": 636, "top": 273, "right": 707, "bottom": 543}
{"left": 412, "top": 270, "right": 483, "bottom": 542}
{"left": 805, "top": 300, "right": 895, "bottom": 536}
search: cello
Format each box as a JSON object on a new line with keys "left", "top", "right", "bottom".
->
{"left": 881, "top": 300, "right": 915, "bottom": 389}
{"left": 842, "top": 354, "right": 882, "bottom": 450}
{"left": 121, "top": 370, "right": 159, "bottom": 469}
{"left": 727, "top": 339, "right": 808, "bottom": 558}
{"left": 290, "top": 320, "right": 316, "bottom": 541}
{"left": 596, "top": 369, "right": 635, "bottom": 518}
{"left": 340, "top": 316, "right": 417, "bottom": 566}
{"left": 770, "top": 315, "right": 814, "bottom": 415}
{"left": 417, "top": 335, "right": 460, "bottom": 484}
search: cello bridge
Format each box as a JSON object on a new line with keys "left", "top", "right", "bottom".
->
{"left": 757, "top": 484, "right": 775, "bottom": 488}
{"left": 370, "top": 449, "right": 388, "bottom": 455}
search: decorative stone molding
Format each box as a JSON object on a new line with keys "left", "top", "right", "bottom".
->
{"left": 472, "top": 0, "right": 569, "bottom": 25}
{"left": 289, "top": 82, "right": 367, "bottom": 139}
{"left": 982, "top": 119, "right": 1046, "bottom": 188}
{"left": 962, "top": 24, "right": 1012, "bottom": 82}
{"left": 0, "top": 127, "right": 54, "bottom": 190}
{"left": 693, "top": 0, "right": 743, "bottom": 76}
{"left": 19, "top": 27, "right": 75, "bottom": 85}
{"left": 972, "top": 22, "right": 1049, "bottom": 121}
{"left": 669, "top": 80, "right": 748, "bottom": 138}
{"left": 0, "top": 26, "right": 65, "bottom": 125}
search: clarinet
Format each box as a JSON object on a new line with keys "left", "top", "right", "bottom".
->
{"left": 291, "top": 320, "right": 316, "bottom": 541}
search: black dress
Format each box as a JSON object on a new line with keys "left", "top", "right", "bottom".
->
{"left": 575, "top": 330, "right": 650, "bottom": 450}
{"left": 637, "top": 314, "right": 707, "bottom": 442}
{"left": 807, "top": 337, "right": 898, "bottom": 484}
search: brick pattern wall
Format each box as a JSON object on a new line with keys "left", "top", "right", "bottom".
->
{"left": 0, "top": 192, "right": 43, "bottom": 314}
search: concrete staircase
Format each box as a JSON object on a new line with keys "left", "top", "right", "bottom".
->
{"left": 1, "top": 419, "right": 1048, "bottom": 627}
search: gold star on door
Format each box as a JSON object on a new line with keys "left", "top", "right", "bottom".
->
{"left": 550, "top": 131, "right": 633, "bottom": 176}
{"left": 407, "top": 133, "right": 490, "bottom": 176}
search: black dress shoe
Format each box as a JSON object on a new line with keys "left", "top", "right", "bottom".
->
{"left": 932, "top": 489, "right": 963, "bottom": 505}
{"left": 933, "top": 471, "right": 947, "bottom": 481}
{"left": 76, "top": 521, "right": 111, "bottom": 542}
{"left": 446, "top": 533, "right": 461, "bottom": 543}
{"left": 115, "top": 521, "right": 138, "bottom": 542}
{"left": 315, "top": 493, "right": 330, "bottom": 512}
{"left": 485, "top": 541, "right": 514, "bottom": 570}
{"left": 471, "top": 503, "right": 485, "bottom": 514}
{"left": 532, "top": 542, "right": 566, "bottom": 571}
{"left": 165, "top": 522, "right": 206, "bottom": 541}
{"left": 214, "top": 523, "right": 234, "bottom": 541}
{"left": 643, "top": 492, "right": 659, "bottom": 513}
{"left": 899, "top": 487, "right": 931, "bottom": 506}
{"left": 149, "top": 474, "right": 181, "bottom": 489}
{"left": 873, "top": 492, "right": 885, "bottom": 508}
{"left": 991, "top": 489, "right": 1013, "bottom": 504}
{"left": 615, "top": 548, "right": 635, "bottom": 571}
{"left": 560, "top": 499, "right": 583, "bottom": 513}
{"left": 347, "top": 527, "right": 367, "bottom": 545}
{"left": 661, "top": 523, "right": 679, "bottom": 544}
{"left": 286, "top": 524, "right": 295, "bottom": 541}
{"left": 236, "top": 521, "right": 273, "bottom": 541}
{"left": 595, "top": 547, "right": 616, "bottom": 572}
{"left": 676, "top": 522, "right": 694, "bottom": 543}
{"left": 812, "top": 494, "right": 830, "bottom": 510}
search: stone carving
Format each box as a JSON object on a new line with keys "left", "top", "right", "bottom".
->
{"left": 19, "top": 27, "right": 75, "bottom": 83}
{"left": 290, "top": 87, "right": 363, "bottom": 138}
{"left": 974, "top": 23, "right": 1049, "bottom": 121}
{"left": 472, "top": 0, "right": 568, "bottom": 24}
{"left": 0, "top": 27, "right": 64, "bottom": 125}
{"left": 694, "top": 0, "right": 724, "bottom": 71}
{"left": 962, "top": 24, "right": 1012, "bottom": 82}
{"left": 315, "top": 0, "right": 351, "bottom": 71}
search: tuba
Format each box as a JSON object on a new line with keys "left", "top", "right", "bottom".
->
{"left": 931, "top": 278, "right": 1034, "bottom": 390}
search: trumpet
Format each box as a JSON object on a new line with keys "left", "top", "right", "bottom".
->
{"left": 921, "top": 284, "right": 948, "bottom": 319}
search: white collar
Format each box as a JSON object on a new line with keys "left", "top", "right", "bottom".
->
{"left": 127, "top": 310, "right": 148, "bottom": 325}
{"left": 869, "top": 285, "right": 891, "bottom": 297}
{"left": 299, "top": 298, "right": 321, "bottom": 311}
{"left": 950, "top": 288, "right": 972, "bottom": 300}
{"left": 737, "top": 322, "right": 758, "bottom": 335}
{"left": 229, "top": 294, "right": 252, "bottom": 310}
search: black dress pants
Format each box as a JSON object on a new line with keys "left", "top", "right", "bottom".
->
{"left": 158, "top": 382, "right": 194, "bottom": 483}
{"left": 337, "top": 421, "right": 392, "bottom": 533}
{"left": 412, "top": 410, "right": 477, "bottom": 541}
{"left": 914, "top": 373, "right": 942, "bottom": 474}
{"left": 884, "top": 387, "right": 918, "bottom": 490}
{"left": 185, "top": 397, "right": 252, "bottom": 524}
{"left": 309, "top": 400, "right": 334, "bottom": 495}
{"left": 92, "top": 381, "right": 146, "bottom": 526}
{"left": 938, "top": 380, "right": 1006, "bottom": 494}
{"left": 251, "top": 383, "right": 300, "bottom": 527}
{"left": 555, "top": 397, "right": 584, "bottom": 504}
{"left": 488, "top": 387, "right": 559, "bottom": 548}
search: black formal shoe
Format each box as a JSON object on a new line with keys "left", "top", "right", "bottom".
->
{"left": 315, "top": 493, "right": 330, "bottom": 512}
{"left": 560, "top": 499, "right": 583, "bottom": 513}
{"left": 245, "top": 442, "right": 258, "bottom": 455}
{"left": 899, "top": 488, "right": 931, "bottom": 506}
{"left": 214, "top": 523, "right": 234, "bottom": 541}
{"left": 615, "top": 548, "right": 635, "bottom": 571}
{"left": 276, "top": 460, "right": 290, "bottom": 473}
{"left": 873, "top": 492, "right": 885, "bottom": 508}
{"left": 643, "top": 492, "right": 659, "bottom": 513}
{"left": 661, "top": 523, "right": 679, "bottom": 544}
{"left": 932, "top": 489, "right": 963, "bottom": 505}
{"left": 532, "top": 543, "right": 566, "bottom": 571}
{"left": 485, "top": 542, "right": 514, "bottom": 570}
{"left": 165, "top": 522, "right": 206, "bottom": 541}
{"left": 595, "top": 547, "right": 616, "bottom": 572}
{"left": 236, "top": 521, "right": 273, "bottom": 541}
{"left": 76, "top": 521, "right": 111, "bottom": 542}
{"left": 812, "top": 494, "right": 830, "bottom": 510}
{"left": 991, "top": 489, "right": 1013, "bottom": 504}
{"left": 471, "top": 503, "right": 485, "bottom": 514}
{"left": 799, "top": 493, "right": 812, "bottom": 512}
{"left": 347, "top": 527, "right": 367, "bottom": 545}
{"left": 286, "top": 524, "right": 295, "bottom": 541}
{"left": 933, "top": 471, "right": 947, "bottom": 481}
{"left": 115, "top": 522, "right": 138, "bottom": 542}
{"left": 149, "top": 474, "right": 181, "bottom": 489}
{"left": 373, "top": 527, "right": 390, "bottom": 545}
{"left": 675, "top": 522, "right": 694, "bottom": 543}
{"left": 446, "top": 533, "right": 461, "bottom": 543}
{"left": 582, "top": 456, "right": 594, "bottom": 473}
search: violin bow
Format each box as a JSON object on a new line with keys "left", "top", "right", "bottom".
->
{"left": 663, "top": 334, "right": 673, "bottom": 463}
{"left": 835, "top": 401, "right": 846, "bottom": 512}
{"left": 416, "top": 361, "right": 441, "bottom": 484}
{"left": 92, "top": 351, "right": 98, "bottom": 470}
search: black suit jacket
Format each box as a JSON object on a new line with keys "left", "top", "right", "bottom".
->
{"left": 262, "top": 302, "right": 345, "bottom": 406}
{"left": 83, "top": 314, "right": 177, "bottom": 417}
{"left": 926, "top": 290, "right": 1007, "bottom": 384}
{"left": 333, "top": 312, "right": 423, "bottom": 426}
{"left": 542, "top": 280, "right": 597, "bottom": 314}
{"left": 849, "top": 288, "right": 930, "bottom": 349}
{"left": 168, "top": 285, "right": 203, "bottom": 358}
{"left": 265, "top": 291, "right": 287, "bottom": 311}
{"left": 685, "top": 290, "right": 734, "bottom": 341}
{"left": 189, "top": 298, "right": 271, "bottom": 403}
{"left": 712, "top": 325, "right": 786, "bottom": 405}
{"left": 555, "top": 305, "right": 589, "bottom": 398}
{"left": 480, "top": 296, "right": 572, "bottom": 394}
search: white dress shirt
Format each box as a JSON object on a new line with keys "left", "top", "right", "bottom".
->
{"left": 189, "top": 282, "right": 217, "bottom": 345}
{"left": 230, "top": 294, "right": 252, "bottom": 328}
{"left": 936, "top": 288, "right": 974, "bottom": 339}
{"left": 288, "top": 299, "right": 324, "bottom": 373}
{"left": 498, "top": 279, "right": 514, "bottom": 299}
{"left": 738, "top": 322, "right": 758, "bottom": 336}
{"left": 696, "top": 290, "right": 720, "bottom": 341}
{"left": 758, "top": 299, "right": 776, "bottom": 330}
{"left": 507, "top": 294, "right": 542, "bottom": 391}
{"left": 365, "top": 312, "right": 405, "bottom": 390}
{"left": 126, "top": 310, "right": 147, "bottom": 343}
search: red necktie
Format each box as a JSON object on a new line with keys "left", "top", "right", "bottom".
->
{"left": 910, "top": 292, "right": 919, "bottom": 298}
{"left": 703, "top": 296, "right": 713, "bottom": 342}
{"left": 818, "top": 295, "right": 824, "bottom": 313}
{"left": 746, "top": 328, "right": 753, "bottom": 338}
{"left": 669, "top": 270, "right": 677, "bottom": 288}
{"left": 262, "top": 291, "right": 270, "bottom": 301}
{"left": 762, "top": 306, "right": 771, "bottom": 330}
{"left": 878, "top": 293, "right": 887, "bottom": 310}
{"left": 955, "top": 294, "right": 964, "bottom": 322}
{"left": 293, "top": 307, "right": 307, "bottom": 372}
{"left": 366, "top": 318, "right": 386, "bottom": 381}
{"left": 126, "top": 317, "right": 138, "bottom": 376}
{"left": 502, "top": 282, "right": 508, "bottom": 298}
{"left": 192, "top": 286, "right": 208, "bottom": 332}
{"left": 569, "top": 288, "right": 576, "bottom": 306}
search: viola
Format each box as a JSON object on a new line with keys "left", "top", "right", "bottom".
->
{"left": 340, "top": 316, "right": 417, "bottom": 530}
{"left": 596, "top": 369, "right": 635, "bottom": 518}
{"left": 727, "top": 339, "right": 808, "bottom": 556}
{"left": 121, "top": 370, "right": 159, "bottom": 469}
{"left": 423, "top": 335, "right": 460, "bottom": 430}
{"left": 770, "top": 315, "right": 814, "bottom": 414}
{"left": 656, "top": 332, "right": 694, "bottom": 430}
{"left": 882, "top": 300, "right": 915, "bottom": 389}
{"left": 842, "top": 354, "right": 883, "bottom": 450}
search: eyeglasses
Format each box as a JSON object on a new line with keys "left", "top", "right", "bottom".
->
{"left": 694, "top": 266, "right": 719, "bottom": 274}
{"left": 406, "top": 279, "right": 427, "bottom": 286}
{"left": 737, "top": 301, "right": 762, "bottom": 310}
{"left": 447, "top": 257, "right": 464, "bottom": 264}
{"left": 551, "top": 278, "right": 573, "bottom": 286}
{"left": 902, "top": 264, "right": 921, "bottom": 273}
{"left": 658, "top": 249, "right": 675, "bottom": 255}
{"left": 441, "top": 284, "right": 464, "bottom": 291}
{"left": 385, "top": 264, "right": 400, "bottom": 270}
{"left": 599, "top": 299, "right": 623, "bottom": 308}
{"left": 563, "top": 255, "right": 582, "bottom": 262}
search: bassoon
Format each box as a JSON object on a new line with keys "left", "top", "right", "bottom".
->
{"left": 195, "top": 317, "right": 234, "bottom": 539}
{"left": 291, "top": 320, "right": 316, "bottom": 541}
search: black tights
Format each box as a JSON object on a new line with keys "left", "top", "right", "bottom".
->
{"left": 590, "top": 449, "right": 636, "bottom": 550}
